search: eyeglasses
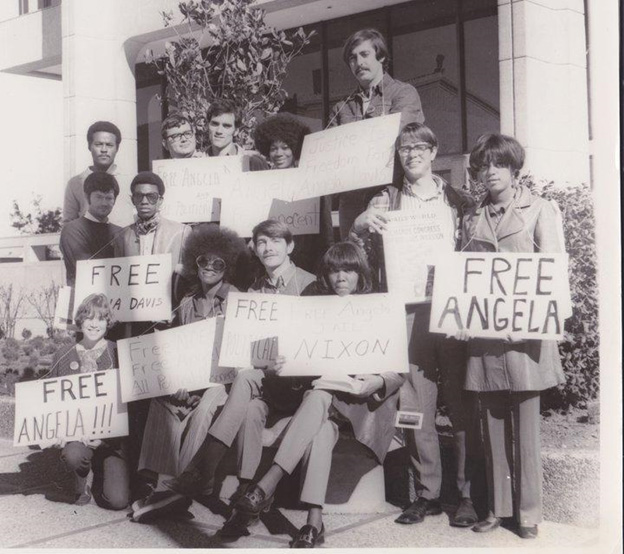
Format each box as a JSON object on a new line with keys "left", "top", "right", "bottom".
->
{"left": 398, "top": 143, "right": 432, "bottom": 156}
{"left": 131, "top": 192, "right": 161, "bottom": 205}
{"left": 196, "top": 255, "right": 226, "bottom": 272}
{"left": 166, "top": 131, "right": 194, "bottom": 142}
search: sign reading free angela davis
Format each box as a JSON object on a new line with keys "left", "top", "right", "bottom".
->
{"left": 429, "top": 252, "right": 572, "bottom": 340}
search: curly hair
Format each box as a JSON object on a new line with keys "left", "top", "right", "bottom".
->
{"left": 316, "top": 242, "right": 372, "bottom": 295}
{"left": 75, "top": 293, "right": 115, "bottom": 331}
{"left": 253, "top": 114, "right": 311, "bottom": 162}
{"left": 181, "top": 224, "right": 247, "bottom": 293}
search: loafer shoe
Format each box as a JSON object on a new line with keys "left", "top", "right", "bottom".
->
{"left": 517, "top": 525, "right": 538, "bottom": 539}
{"left": 472, "top": 516, "right": 502, "bottom": 533}
{"left": 130, "top": 491, "right": 192, "bottom": 523}
{"left": 451, "top": 498, "right": 478, "bottom": 527}
{"left": 235, "top": 484, "right": 274, "bottom": 516}
{"left": 395, "top": 498, "right": 442, "bottom": 524}
{"left": 163, "top": 470, "right": 212, "bottom": 499}
{"left": 291, "top": 524, "right": 325, "bottom": 548}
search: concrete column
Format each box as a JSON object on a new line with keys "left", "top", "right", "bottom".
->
{"left": 62, "top": 0, "right": 138, "bottom": 225}
{"left": 497, "top": 0, "right": 589, "bottom": 184}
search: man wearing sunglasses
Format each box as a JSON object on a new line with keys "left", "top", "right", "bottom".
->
{"left": 161, "top": 114, "right": 205, "bottom": 159}
{"left": 350, "top": 123, "right": 479, "bottom": 530}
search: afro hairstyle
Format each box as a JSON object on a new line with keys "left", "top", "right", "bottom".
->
{"left": 253, "top": 114, "right": 311, "bottom": 162}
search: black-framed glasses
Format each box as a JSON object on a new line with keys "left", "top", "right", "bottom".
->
{"left": 131, "top": 192, "right": 161, "bottom": 205}
{"left": 166, "top": 131, "right": 194, "bottom": 142}
{"left": 196, "top": 255, "right": 226, "bottom": 272}
{"left": 398, "top": 143, "right": 432, "bottom": 156}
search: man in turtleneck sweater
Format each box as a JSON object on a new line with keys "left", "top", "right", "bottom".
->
{"left": 59, "top": 172, "right": 122, "bottom": 287}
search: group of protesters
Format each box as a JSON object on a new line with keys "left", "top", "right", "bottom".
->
{"left": 47, "top": 27, "right": 565, "bottom": 547}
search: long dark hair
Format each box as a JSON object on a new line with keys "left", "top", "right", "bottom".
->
{"left": 317, "top": 242, "right": 372, "bottom": 295}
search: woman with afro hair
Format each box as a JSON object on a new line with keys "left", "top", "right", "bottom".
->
{"left": 129, "top": 224, "right": 249, "bottom": 522}
{"left": 254, "top": 114, "right": 335, "bottom": 273}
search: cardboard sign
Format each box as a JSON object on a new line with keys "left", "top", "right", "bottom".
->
{"left": 53, "top": 286, "right": 73, "bottom": 329}
{"left": 74, "top": 254, "right": 172, "bottom": 322}
{"left": 293, "top": 113, "right": 401, "bottom": 200}
{"left": 279, "top": 293, "right": 409, "bottom": 376}
{"left": 152, "top": 157, "right": 242, "bottom": 222}
{"left": 14, "top": 370, "right": 128, "bottom": 447}
{"left": 219, "top": 168, "right": 320, "bottom": 237}
{"left": 117, "top": 318, "right": 236, "bottom": 402}
{"left": 218, "top": 292, "right": 284, "bottom": 367}
{"left": 429, "top": 252, "right": 571, "bottom": 340}
{"left": 383, "top": 208, "right": 457, "bottom": 304}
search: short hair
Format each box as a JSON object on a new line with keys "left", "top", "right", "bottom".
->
{"left": 74, "top": 293, "right": 115, "bottom": 331}
{"left": 317, "top": 242, "right": 372, "bottom": 295}
{"left": 87, "top": 121, "right": 121, "bottom": 147}
{"left": 161, "top": 113, "right": 194, "bottom": 140}
{"left": 130, "top": 171, "right": 165, "bottom": 196}
{"left": 207, "top": 99, "right": 242, "bottom": 129}
{"left": 396, "top": 122, "right": 439, "bottom": 150}
{"left": 83, "top": 172, "right": 120, "bottom": 199}
{"left": 468, "top": 133, "right": 525, "bottom": 179}
{"left": 251, "top": 219, "right": 293, "bottom": 245}
{"left": 342, "top": 28, "right": 390, "bottom": 70}
{"left": 181, "top": 224, "right": 247, "bottom": 294}
{"left": 253, "top": 114, "right": 311, "bottom": 161}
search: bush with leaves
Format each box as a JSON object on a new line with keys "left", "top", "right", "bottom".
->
{"left": 151, "top": 0, "right": 313, "bottom": 149}
{"left": 464, "top": 175, "right": 599, "bottom": 410}
{"left": 1, "top": 345, "right": 19, "bottom": 362}
{"left": 30, "top": 336, "right": 45, "bottom": 351}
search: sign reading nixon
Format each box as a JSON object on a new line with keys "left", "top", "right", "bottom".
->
{"left": 429, "top": 252, "right": 571, "bottom": 340}
{"left": 74, "top": 254, "right": 172, "bottom": 322}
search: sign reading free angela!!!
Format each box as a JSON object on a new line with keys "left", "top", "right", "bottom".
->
{"left": 14, "top": 370, "right": 128, "bottom": 447}
{"left": 74, "top": 254, "right": 172, "bottom": 322}
{"left": 429, "top": 252, "right": 571, "bottom": 340}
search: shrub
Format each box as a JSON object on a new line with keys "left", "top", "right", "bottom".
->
{"left": 21, "top": 328, "right": 32, "bottom": 340}
{"left": 464, "top": 175, "right": 599, "bottom": 410}
{"left": 30, "top": 336, "right": 45, "bottom": 351}
{"left": 41, "top": 343, "right": 58, "bottom": 356}
{"left": 1, "top": 345, "right": 19, "bottom": 362}
{"left": 22, "top": 345, "right": 33, "bottom": 356}
{"left": 3, "top": 337, "right": 19, "bottom": 350}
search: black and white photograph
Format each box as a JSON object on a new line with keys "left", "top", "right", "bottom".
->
{"left": 0, "top": 0, "right": 620, "bottom": 550}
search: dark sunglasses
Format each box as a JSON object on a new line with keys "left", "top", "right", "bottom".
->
{"left": 196, "top": 255, "right": 226, "bottom": 272}
{"left": 131, "top": 192, "right": 161, "bottom": 205}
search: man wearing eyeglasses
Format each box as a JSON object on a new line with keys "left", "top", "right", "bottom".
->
{"left": 350, "top": 123, "right": 479, "bottom": 530}
{"left": 63, "top": 121, "right": 122, "bottom": 225}
{"left": 161, "top": 114, "right": 205, "bottom": 159}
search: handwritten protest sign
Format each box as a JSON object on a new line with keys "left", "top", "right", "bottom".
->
{"left": 14, "top": 370, "right": 128, "bottom": 447}
{"left": 383, "top": 208, "right": 457, "bottom": 303}
{"left": 292, "top": 113, "right": 401, "bottom": 200}
{"left": 429, "top": 252, "right": 571, "bottom": 340}
{"left": 152, "top": 157, "right": 242, "bottom": 222}
{"left": 278, "top": 293, "right": 409, "bottom": 376}
{"left": 117, "top": 318, "right": 236, "bottom": 402}
{"left": 219, "top": 168, "right": 320, "bottom": 236}
{"left": 74, "top": 254, "right": 172, "bottom": 322}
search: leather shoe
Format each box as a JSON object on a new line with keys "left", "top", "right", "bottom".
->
{"left": 291, "top": 524, "right": 325, "bottom": 548}
{"left": 235, "top": 484, "right": 274, "bottom": 516}
{"left": 162, "top": 469, "right": 213, "bottom": 499}
{"left": 517, "top": 525, "right": 538, "bottom": 539}
{"left": 451, "top": 498, "right": 478, "bottom": 527}
{"left": 472, "top": 515, "right": 502, "bottom": 533}
{"left": 395, "top": 498, "right": 442, "bottom": 524}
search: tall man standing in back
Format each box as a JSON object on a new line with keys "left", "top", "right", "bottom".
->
{"left": 63, "top": 121, "right": 122, "bottom": 224}
{"left": 329, "top": 28, "right": 425, "bottom": 239}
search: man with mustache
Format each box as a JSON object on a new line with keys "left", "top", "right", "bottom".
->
{"left": 63, "top": 121, "right": 122, "bottom": 224}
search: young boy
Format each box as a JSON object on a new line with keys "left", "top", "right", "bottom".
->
{"left": 162, "top": 220, "right": 315, "bottom": 507}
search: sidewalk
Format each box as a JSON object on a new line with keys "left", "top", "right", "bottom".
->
{"left": 0, "top": 439, "right": 599, "bottom": 549}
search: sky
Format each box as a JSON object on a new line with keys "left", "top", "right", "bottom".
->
{"left": 0, "top": 72, "right": 63, "bottom": 237}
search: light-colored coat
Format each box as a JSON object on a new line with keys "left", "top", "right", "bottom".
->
{"left": 460, "top": 185, "right": 566, "bottom": 392}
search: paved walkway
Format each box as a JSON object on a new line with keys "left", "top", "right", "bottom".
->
{"left": 0, "top": 439, "right": 600, "bottom": 549}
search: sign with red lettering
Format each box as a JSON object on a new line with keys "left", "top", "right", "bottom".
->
{"left": 74, "top": 254, "right": 172, "bottom": 322}
{"left": 429, "top": 252, "right": 571, "bottom": 340}
{"left": 13, "top": 370, "right": 128, "bottom": 447}
{"left": 117, "top": 318, "right": 235, "bottom": 402}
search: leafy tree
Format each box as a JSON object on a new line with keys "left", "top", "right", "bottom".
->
{"left": 150, "top": 0, "right": 313, "bottom": 149}
{"left": 10, "top": 195, "right": 62, "bottom": 235}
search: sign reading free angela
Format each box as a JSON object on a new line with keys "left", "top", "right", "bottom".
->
{"left": 430, "top": 252, "right": 571, "bottom": 340}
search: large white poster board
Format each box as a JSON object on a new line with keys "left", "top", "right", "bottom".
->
{"left": 117, "top": 318, "right": 236, "bottom": 402}
{"left": 74, "top": 254, "right": 172, "bottom": 322}
{"left": 219, "top": 168, "right": 320, "bottom": 237}
{"left": 152, "top": 157, "right": 242, "bottom": 222}
{"left": 430, "top": 252, "right": 571, "bottom": 340}
{"left": 14, "top": 370, "right": 128, "bottom": 447}
{"left": 293, "top": 113, "right": 401, "bottom": 200}
{"left": 383, "top": 208, "right": 456, "bottom": 303}
{"left": 278, "top": 293, "right": 409, "bottom": 376}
